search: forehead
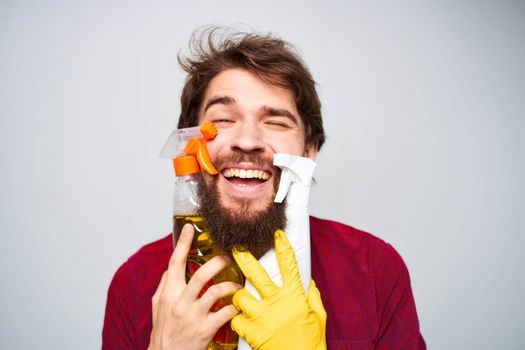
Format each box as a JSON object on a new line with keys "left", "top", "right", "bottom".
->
{"left": 197, "top": 68, "right": 300, "bottom": 121}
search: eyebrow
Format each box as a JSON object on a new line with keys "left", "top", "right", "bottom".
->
{"left": 261, "top": 106, "right": 299, "bottom": 126}
{"left": 203, "top": 96, "right": 236, "bottom": 112}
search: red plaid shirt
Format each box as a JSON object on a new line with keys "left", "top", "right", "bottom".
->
{"left": 103, "top": 216, "right": 425, "bottom": 349}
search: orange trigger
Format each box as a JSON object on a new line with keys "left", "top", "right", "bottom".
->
{"left": 183, "top": 138, "right": 218, "bottom": 175}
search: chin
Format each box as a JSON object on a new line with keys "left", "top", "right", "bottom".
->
{"left": 220, "top": 196, "right": 274, "bottom": 220}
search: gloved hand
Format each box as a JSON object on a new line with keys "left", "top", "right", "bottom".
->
{"left": 231, "top": 229, "right": 327, "bottom": 350}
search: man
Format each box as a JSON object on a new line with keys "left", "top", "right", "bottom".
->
{"left": 103, "top": 28, "right": 426, "bottom": 349}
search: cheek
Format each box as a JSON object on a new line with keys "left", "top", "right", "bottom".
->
{"left": 261, "top": 128, "right": 307, "bottom": 156}
{"left": 267, "top": 138, "right": 305, "bottom": 156}
{"left": 204, "top": 135, "right": 228, "bottom": 159}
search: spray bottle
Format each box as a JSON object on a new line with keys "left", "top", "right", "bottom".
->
{"left": 237, "top": 154, "right": 317, "bottom": 350}
{"left": 160, "top": 122, "right": 245, "bottom": 350}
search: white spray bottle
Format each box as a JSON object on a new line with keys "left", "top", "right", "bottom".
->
{"left": 238, "top": 154, "right": 317, "bottom": 350}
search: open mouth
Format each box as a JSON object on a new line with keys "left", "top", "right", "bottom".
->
{"left": 222, "top": 167, "right": 272, "bottom": 186}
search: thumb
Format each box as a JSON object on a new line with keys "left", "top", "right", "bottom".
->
{"left": 307, "top": 280, "right": 327, "bottom": 323}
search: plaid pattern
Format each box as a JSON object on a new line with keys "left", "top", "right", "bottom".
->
{"left": 103, "top": 216, "right": 425, "bottom": 349}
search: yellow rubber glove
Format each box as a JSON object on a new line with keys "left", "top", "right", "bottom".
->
{"left": 231, "top": 230, "right": 327, "bottom": 350}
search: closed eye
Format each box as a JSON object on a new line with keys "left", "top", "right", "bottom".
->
{"left": 212, "top": 118, "right": 235, "bottom": 124}
{"left": 265, "top": 120, "right": 292, "bottom": 129}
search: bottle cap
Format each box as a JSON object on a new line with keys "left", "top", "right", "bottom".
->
{"left": 173, "top": 155, "right": 200, "bottom": 176}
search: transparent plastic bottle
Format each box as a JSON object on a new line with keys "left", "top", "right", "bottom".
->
{"left": 171, "top": 156, "right": 244, "bottom": 350}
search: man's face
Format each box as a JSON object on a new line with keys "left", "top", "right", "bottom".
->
{"left": 197, "top": 68, "right": 317, "bottom": 218}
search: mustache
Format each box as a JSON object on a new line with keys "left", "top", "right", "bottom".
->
{"left": 212, "top": 152, "right": 274, "bottom": 172}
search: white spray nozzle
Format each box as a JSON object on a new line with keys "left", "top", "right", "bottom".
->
{"left": 273, "top": 154, "right": 317, "bottom": 203}
{"left": 239, "top": 153, "right": 316, "bottom": 350}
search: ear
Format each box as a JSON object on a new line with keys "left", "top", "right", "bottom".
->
{"left": 304, "top": 142, "right": 318, "bottom": 161}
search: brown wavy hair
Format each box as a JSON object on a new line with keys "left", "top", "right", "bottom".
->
{"left": 177, "top": 26, "right": 325, "bottom": 151}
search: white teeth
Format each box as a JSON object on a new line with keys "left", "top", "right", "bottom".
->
{"left": 223, "top": 168, "right": 270, "bottom": 180}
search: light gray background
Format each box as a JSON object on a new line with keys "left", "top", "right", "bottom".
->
{"left": 1, "top": 0, "right": 524, "bottom": 349}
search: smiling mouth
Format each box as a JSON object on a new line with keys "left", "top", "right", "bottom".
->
{"left": 222, "top": 167, "right": 272, "bottom": 186}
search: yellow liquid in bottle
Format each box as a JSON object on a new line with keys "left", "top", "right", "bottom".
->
{"left": 174, "top": 215, "right": 245, "bottom": 350}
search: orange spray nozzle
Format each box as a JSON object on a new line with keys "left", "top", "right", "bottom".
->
{"left": 183, "top": 137, "right": 218, "bottom": 175}
{"left": 199, "top": 122, "right": 217, "bottom": 140}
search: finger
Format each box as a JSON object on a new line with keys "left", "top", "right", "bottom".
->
{"left": 232, "top": 288, "right": 259, "bottom": 318}
{"left": 152, "top": 271, "right": 167, "bottom": 301}
{"left": 230, "top": 313, "right": 250, "bottom": 340}
{"left": 233, "top": 249, "right": 278, "bottom": 299}
{"left": 183, "top": 255, "right": 232, "bottom": 301}
{"left": 274, "top": 230, "right": 301, "bottom": 287}
{"left": 307, "top": 280, "right": 327, "bottom": 323}
{"left": 209, "top": 304, "right": 239, "bottom": 329}
{"left": 151, "top": 271, "right": 167, "bottom": 315}
{"left": 198, "top": 281, "right": 242, "bottom": 312}
{"left": 165, "top": 224, "right": 194, "bottom": 288}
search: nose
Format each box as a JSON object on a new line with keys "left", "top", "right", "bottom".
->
{"left": 230, "top": 120, "right": 265, "bottom": 154}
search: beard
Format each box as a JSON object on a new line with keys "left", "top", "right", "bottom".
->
{"left": 196, "top": 153, "right": 286, "bottom": 258}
